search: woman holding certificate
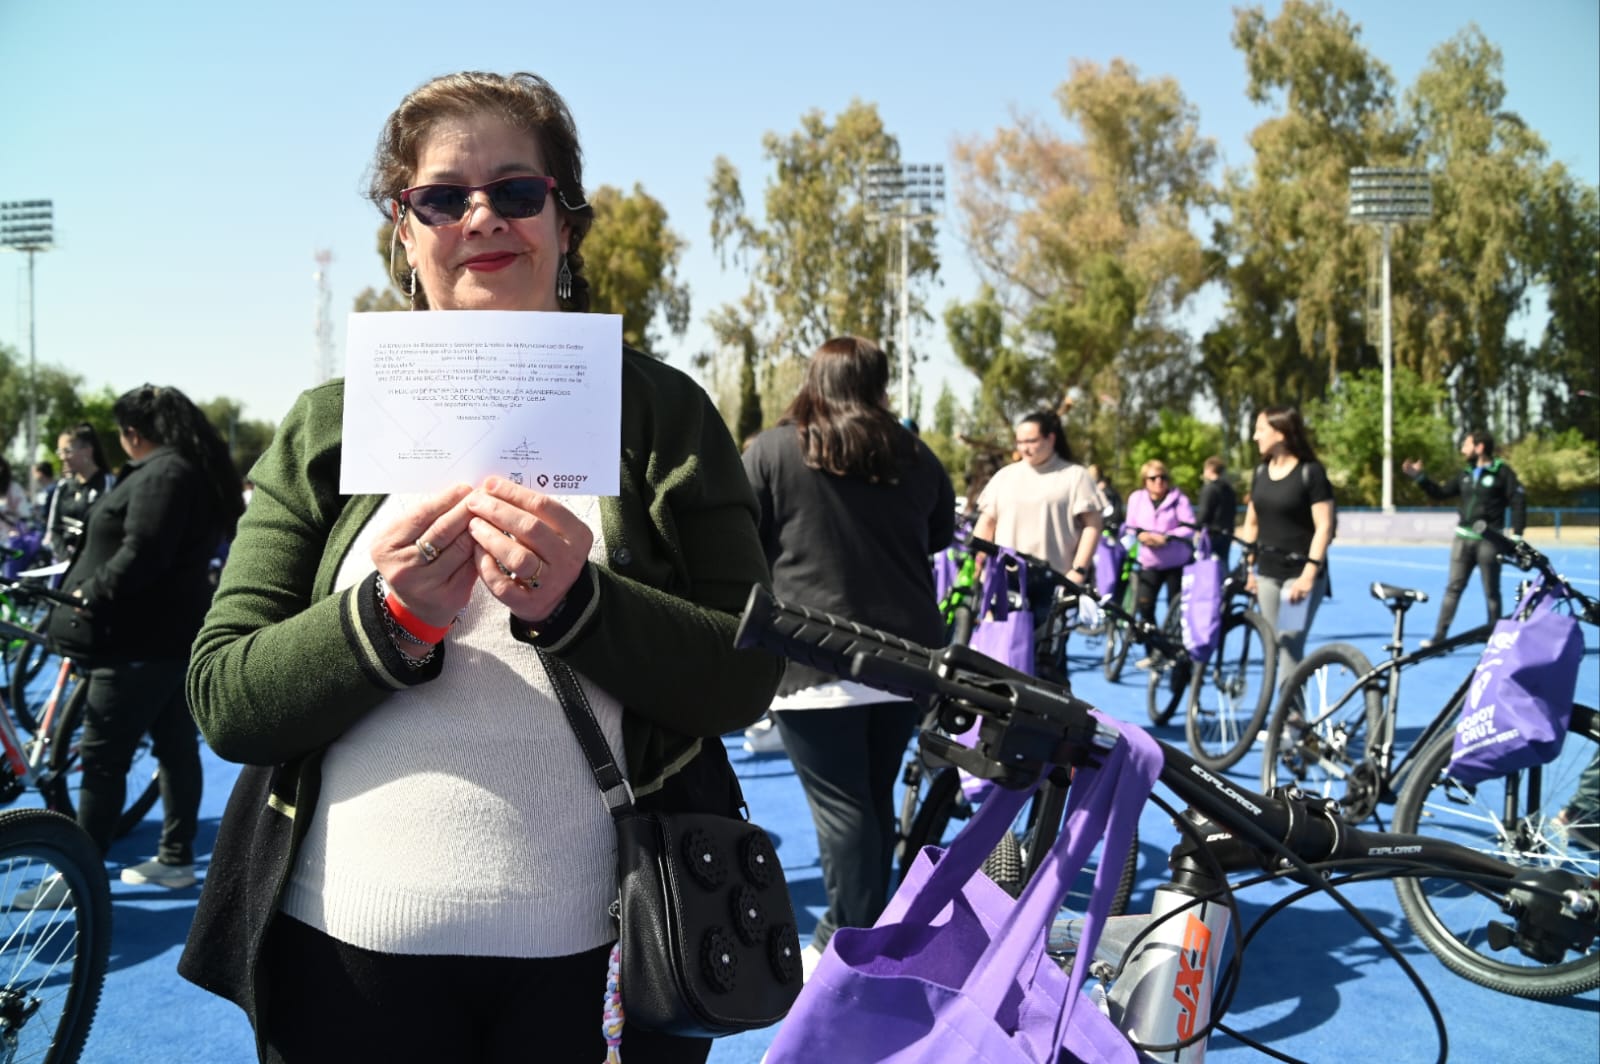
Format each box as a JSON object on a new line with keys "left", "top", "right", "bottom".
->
{"left": 179, "top": 72, "right": 780, "bottom": 1064}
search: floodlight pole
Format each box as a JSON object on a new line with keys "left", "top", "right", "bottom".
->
{"left": 1348, "top": 168, "right": 1431, "bottom": 514}
{"left": 864, "top": 163, "right": 944, "bottom": 421}
{"left": 0, "top": 200, "right": 55, "bottom": 463}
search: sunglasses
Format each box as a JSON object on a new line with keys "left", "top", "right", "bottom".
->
{"left": 1146, "top": 473, "right": 1170, "bottom": 482}
{"left": 399, "top": 175, "right": 558, "bottom": 226}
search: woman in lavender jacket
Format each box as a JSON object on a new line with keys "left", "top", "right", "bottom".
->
{"left": 1123, "top": 459, "right": 1195, "bottom": 653}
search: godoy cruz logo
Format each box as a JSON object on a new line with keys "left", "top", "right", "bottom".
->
{"left": 534, "top": 473, "right": 589, "bottom": 491}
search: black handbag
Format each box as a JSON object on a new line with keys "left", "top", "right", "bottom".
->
{"left": 541, "top": 652, "right": 803, "bottom": 1037}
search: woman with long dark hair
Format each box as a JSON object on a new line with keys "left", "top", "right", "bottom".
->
{"left": 743, "top": 336, "right": 955, "bottom": 975}
{"left": 1238, "top": 405, "right": 1335, "bottom": 680}
{"left": 17, "top": 385, "right": 244, "bottom": 905}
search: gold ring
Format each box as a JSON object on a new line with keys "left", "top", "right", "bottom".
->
{"left": 415, "top": 538, "right": 440, "bottom": 564}
{"left": 530, "top": 555, "right": 546, "bottom": 582}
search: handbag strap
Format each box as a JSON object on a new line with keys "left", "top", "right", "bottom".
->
{"left": 538, "top": 650, "right": 636, "bottom": 816}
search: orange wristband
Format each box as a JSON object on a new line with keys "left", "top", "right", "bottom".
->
{"left": 385, "top": 591, "right": 452, "bottom": 644}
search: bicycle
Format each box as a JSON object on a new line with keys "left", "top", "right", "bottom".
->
{"left": 1388, "top": 524, "right": 1600, "bottom": 999}
{"left": 1257, "top": 530, "right": 1595, "bottom": 826}
{"left": 734, "top": 586, "right": 1600, "bottom": 1057}
{"left": 897, "top": 538, "right": 1187, "bottom": 907}
{"left": 0, "top": 807, "right": 112, "bottom": 1064}
{"left": 1181, "top": 530, "right": 1281, "bottom": 772}
{"left": 0, "top": 607, "right": 160, "bottom": 840}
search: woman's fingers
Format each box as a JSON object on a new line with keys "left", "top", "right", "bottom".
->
{"left": 464, "top": 475, "right": 595, "bottom": 616}
{"left": 372, "top": 485, "right": 478, "bottom": 626}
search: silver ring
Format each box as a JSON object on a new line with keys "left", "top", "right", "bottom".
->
{"left": 416, "top": 538, "right": 440, "bottom": 564}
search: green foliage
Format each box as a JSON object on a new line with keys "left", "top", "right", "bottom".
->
{"left": 583, "top": 184, "right": 691, "bottom": 355}
{"left": 353, "top": 221, "right": 408, "bottom": 313}
{"left": 1503, "top": 430, "right": 1600, "bottom": 504}
{"left": 704, "top": 101, "right": 937, "bottom": 410}
{"left": 1125, "top": 411, "right": 1224, "bottom": 499}
{"left": 949, "top": 58, "right": 1214, "bottom": 468}
{"left": 197, "top": 398, "right": 276, "bottom": 480}
{"left": 1305, "top": 366, "right": 1453, "bottom": 506}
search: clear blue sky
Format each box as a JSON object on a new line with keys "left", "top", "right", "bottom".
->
{"left": 2, "top": 0, "right": 1596, "bottom": 431}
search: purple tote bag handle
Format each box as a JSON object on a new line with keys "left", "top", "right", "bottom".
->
{"left": 962, "top": 715, "right": 1161, "bottom": 1050}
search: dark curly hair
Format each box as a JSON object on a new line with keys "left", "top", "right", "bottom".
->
{"left": 366, "top": 71, "right": 596, "bottom": 311}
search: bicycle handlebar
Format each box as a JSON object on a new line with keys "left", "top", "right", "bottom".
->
{"left": 735, "top": 586, "right": 1595, "bottom": 947}
{"left": 0, "top": 581, "right": 84, "bottom": 612}
{"left": 1475, "top": 522, "right": 1600, "bottom": 624}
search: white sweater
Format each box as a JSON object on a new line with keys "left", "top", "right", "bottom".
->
{"left": 280, "top": 494, "right": 626, "bottom": 957}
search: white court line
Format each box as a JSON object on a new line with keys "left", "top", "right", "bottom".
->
{"left": 1331, "top": 549, "right": 1600, "bottom": 587}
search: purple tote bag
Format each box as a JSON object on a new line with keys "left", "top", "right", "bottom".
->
{"left": 1448, "top": 584, "right": 1582, "bottom": 787}
{"left": 968, "top": 550, "right": 1036, "bottom": 676}
{"left": 766, "top": 714, "right": 1161, "bottom": 1064}
{"left": 1094, "top": 535, "right": 1126, "bottom": 600}
{"left": 1180, "top": 531, "right": 1226, "bottom": 663}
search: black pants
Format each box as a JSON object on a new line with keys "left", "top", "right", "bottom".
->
{"left": 77, "top": 657, "right": 201, "bottom": 864}
{"left": 261, "top": 915, "right": 711, "bottom": 1063}
{"left": 1434, "top": 536, "right": 1502, "bottom": 640}
{"left": 773, "top": 701, "right": 922, "bottom": 948}
{"left": 1135, "top": 566, "right": 1183, "bottom": 628}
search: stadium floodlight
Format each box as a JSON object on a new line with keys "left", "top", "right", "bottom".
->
{"left": 864, "top": 164, "right": 945, "bottom": 420}
{"left": 1, "top": 200, "right": 55, "bottom": 462}
{"left": 1348, "top": 168, "right": 1431, "bottom": 514}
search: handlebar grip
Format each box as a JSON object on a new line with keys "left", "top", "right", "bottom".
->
{"left": 27, "top": 585, "right": 84, "bottom": 610}
{"left": 734, "top": 586, "right": 937, "bottom": 695}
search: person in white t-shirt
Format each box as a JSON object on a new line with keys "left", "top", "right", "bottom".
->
{"left": 973, "top": 411, "right": 1102, "bottom": 679}
{"left": 974, "top": 411, "right": 1102, "bottom": 587}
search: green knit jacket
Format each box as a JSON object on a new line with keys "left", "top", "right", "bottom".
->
{"left": 188, "top": 349, "right": 781, "bottom": 790}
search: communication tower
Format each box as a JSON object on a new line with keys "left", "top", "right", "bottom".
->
{"left": 313, "top": 249, "right": 335, "bottom": 384}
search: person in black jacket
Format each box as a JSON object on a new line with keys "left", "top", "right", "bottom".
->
{"left": 19, "top": 385, "right": 243, "bottom": 906}
{"left": 1402, "top": 429, "right": 1527, "bottom": 646}
{"left": 45, "top": 423, "right": 115, "bottom": 562}
{"left": 743, "top": 336, "right": 955, "bottom": 974}
{"left": 1194, "top": 455, "right": 1239, "bottom": 567}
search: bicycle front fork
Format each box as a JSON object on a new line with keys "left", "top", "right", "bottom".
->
{"left": 1051, "top": 876, "right": 1231, "bottom": 1062}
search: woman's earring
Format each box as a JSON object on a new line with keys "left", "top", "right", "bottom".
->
{"left": 557, "top": 255, "right": 572, "bottom": 302}
{"left": 408, "top": 269, "right": 418, "bottom": 310}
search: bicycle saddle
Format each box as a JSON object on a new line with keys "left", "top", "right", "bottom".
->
{"left": 1370, "top": 581, "right": 1429, "bottom": 605}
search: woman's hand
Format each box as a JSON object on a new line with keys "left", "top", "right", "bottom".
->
{"left": 1137, "top": 531, "right": 1167, "bottom": 548}
{"left": 1287, "top": 572, "right": 1315, "bottom": 604}
{"left": 464, "top": 475, "right": 595, "bottom": 622}
{"left": 371, "top": 484, "right": 479, "bottom": 630}
{"left": 1244, "top": 570, "right": 1258, "bottom": 596}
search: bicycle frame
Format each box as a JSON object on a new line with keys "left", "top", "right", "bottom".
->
{"left": 735, "top": 587, "right": 1599, "bottom": 1062}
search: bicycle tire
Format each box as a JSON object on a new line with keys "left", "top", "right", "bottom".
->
{"left": 1103, "top": 620, "right": 1132, "bottom": 683}
{"left": 1390, "top": 711, "right": 1600, "bottom": 999}
{"left": 899, "top": 766, "right": 971, "bottom": 877}
{"left": 46, "top": 680, "right": 161, "bottom": 840}
{"left": 905, "top": 769, "right": 1139, "bottom": 917}
{"left": 8, "top": 632, "right": 52, "bottom": 736}
{"left": 0, "top": 807, "right": 112, "bottom": 1064}
{"left": 1146, "top": 602, "right": 1190, "bottom": 726}
{"left": 1185, "top": 610, "right": 1279, "bottom": 771}
{"left": 1259, "top": 643, "right": 1384, "bottom": 819}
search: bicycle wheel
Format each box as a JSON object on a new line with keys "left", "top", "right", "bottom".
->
{"left": 899, "top": 766, "right": 968, "bottom": 883}
{"left": 1185, "top": 610, "right": 1278, "bottom": 772}
{"left": 1103, "top": 619, "right": 1132, "bottom": 683}
{"left": 0, "top": 807, "right": 112, "bottom": 1064}
{"left": 8, "top": 631, "right": 52, "bottom": 736}
{"left": 46, "top": 680, "right": 161, "bottom": 840}
{"left": 1259, "top": 643, "right": 1384, "bottom": 819}
{"left": 1146, "top": 603, "right": 1190, "bottom": 726}
{"left": 1391, "top": 712, "right": 1600, "bottom": 998}
{"left": 906, "top": 769, "right": 1139, "bottom": 917}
